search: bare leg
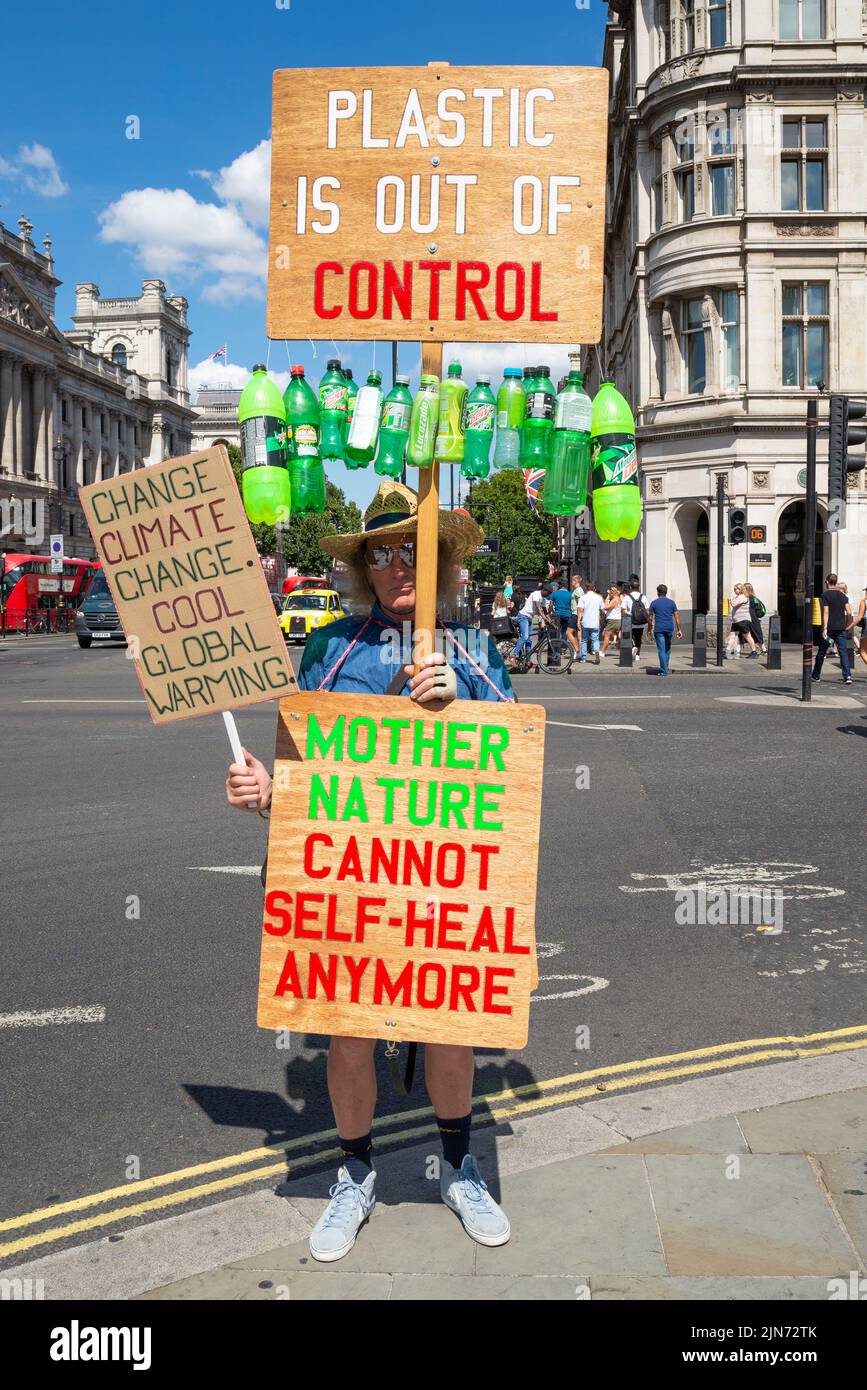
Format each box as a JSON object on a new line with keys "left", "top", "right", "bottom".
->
{"left": 425, "top": 1043, "right": 474, "bottom": 1117}
{"left": 327, "top": 1036, "right": 377, "bottom": 1138}
{"left": 860, "top": 636, "right": 867, "bottom": 667}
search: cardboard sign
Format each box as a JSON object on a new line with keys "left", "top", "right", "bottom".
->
{"left": 79, "top": 446, "right": 296, "bottom": 723}
{"left": 258, "top": 692, "right": 546, "bottom": 1048}
{"left": 268, "top": 64, "right": 608, "bottom": 343}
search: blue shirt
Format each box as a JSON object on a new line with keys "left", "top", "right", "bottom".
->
{"left": 550, "top": 587, "right": 573, "bottom": 619}
{"left": 298, "top": 603, "right": 515, "bottom": 702}
{"left": 649, "top": 597, "right": 678, "bottom": 633}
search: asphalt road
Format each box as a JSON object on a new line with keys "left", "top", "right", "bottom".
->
{"left": 1, "top": 636, "right": 865, "bottom": 1257}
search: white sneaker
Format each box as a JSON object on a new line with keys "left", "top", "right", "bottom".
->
{"left": 309, "top": 1166, "right": 376, "bottom": 1262}
{"left": 440, "top": 1154, "right": 511, "bottom": 1246}
{"left": 633, "top": 650, "right": 640, "bottom": 662}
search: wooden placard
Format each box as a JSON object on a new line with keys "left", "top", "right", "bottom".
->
{"left": 79, "top": 446, "right": 296, "bottom": 724}
{"left": 268, "top": 63, "right": 608, "bottom": 343}
{"left": 258, "top": 692, "right": 546, "bottom": 1048}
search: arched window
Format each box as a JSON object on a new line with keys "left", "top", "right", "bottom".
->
{"left": 111, "top": 343, "right": 128, "bottom": 369}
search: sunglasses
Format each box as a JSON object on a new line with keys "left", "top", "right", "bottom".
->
{"left": 365, "top": 541, "right": 416, "bottom": 571}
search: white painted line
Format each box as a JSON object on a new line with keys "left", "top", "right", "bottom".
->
{"left": 716, "top": 695, "right": 862, "bottom": 708}
{"left": 547, "top": 721, "right": 643, "bottom": 731}
{"left": 533, "top": 975, "right": 610, "bottom": 1002}
{"left": 0, "top": 1006, "right": 106, "bottom": 1030}
{"left": 190, "top": 866, "right": 261, "bottom": 875}
{"left": 21, "top": 699, "right": 146, "bottom": 704}
{"left": 531, "top": 695, "right": 670, "bottom": 701}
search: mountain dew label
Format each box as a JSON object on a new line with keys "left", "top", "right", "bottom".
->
{"left": 293, "top": 422, "right": 320, "bottom": 457}
{"left": 464, "top": 402, "right": 495, "bottom": 432}
{"left": 591, "top": 433, "right": 638, "bottom": 487}
{"left": 320, "top": 384, "right": 348, "bottom": 413}
{"left": 240, "top": 416, "right": 290, "bottom": 470}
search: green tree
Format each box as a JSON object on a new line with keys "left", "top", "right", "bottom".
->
{"left": 226, "top": 443, "right": 361, "bottom": 574}
{"left": 465, "top": 470, "right": 554, "bottom": 584}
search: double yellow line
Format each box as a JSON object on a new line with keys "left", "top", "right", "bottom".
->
{"left": 2, "top": 1023, "right": 866, "bottom": 1262}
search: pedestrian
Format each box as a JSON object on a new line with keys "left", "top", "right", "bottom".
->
{"left": 743, "top": 583, "right": 767, "bottom": 655}
{"left": 648, "top": 583, "right": 683, "bottom": 676}
{"left": 225, "top": 481, "right": 514, "bottom": 1261}
{"left": 812, "top": 573, "right": 854, "bottom": 685}
{"left": 855, "top": 587, "right": 867, "bottom": 668}
{"left": 626, "top": 573, "right": 650, "bottom": 662}
{"left": 567, "top": 574, "right": 584, "bottom": 658}
{"left": 600, "top": 585, "right": 622, "bottom": 658}
{"left": 492, "top": 588, "right": 511, "bottom": 619}
{"left": 726, "top": 583, "right": 757, "bottom": 658}
{"left": 577, "top": 582, "right": 604, "bottom": 665}
{"left": 503, "top": 574, "right": 514, "bottom": 601}
{"left": 548, "top": 579, "right": 573, "bottom": 639}
{"left": 515, "top": 581, "right": 545, "bottom": 664}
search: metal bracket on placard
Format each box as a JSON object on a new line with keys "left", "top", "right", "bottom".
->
{"left": 384, "top": 1037, "right": 406, "bottom": 1095}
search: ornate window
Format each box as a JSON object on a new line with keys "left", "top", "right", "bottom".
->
{"left": 781, "top": 117, "right": 827, "bottom": 212}
{"left": 781, "top": 283, "right": 829, "bottom": 387}
{"left": 677, "top": 168, "right": 695, "bottom": 221}
{"left": 780, "top": 0, "right": 824, "bottom": 41}
{"left": 710, "top": 162, "right": 734, "bottom": 214}
{"left": 708, "top": 0, "right": 727, "bottom": 47}
{"left": 682, "top": 298, "right": 707, "bottom": 393}
{"left": 719, "top": 290, "right": 740, "bottom": 390}
{"left": 683, "top": 0, "right": 697, "bottom": 52}
{"left": 111, "top": 342, "right": 128, "bottom": 369}
{"left": 656, "top": 0, "right": 672, "bottom": 65}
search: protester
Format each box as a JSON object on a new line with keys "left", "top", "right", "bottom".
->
{"left": 812, "top": 573, "right": 853, "bottom": 685}
{"left": 600, "top": 585, "right": 622, "bottom": 658}
{"left": 626, "top": 574, "right": 650, "bottom": 662}
{"left": 743, "top": 583, "right": 767, "bottom": 656}
{"left": 648, "top": 583, "right": 683, "bottom": 676}
{"left": 567, "top": 574, "right": 584, "bottom": 658}
{"left": 855, "top": 587, "right": 867, "bottom": 668}
{"left": 226, "top": 482, "right": 514, "bottom": 1260}
{"left": 726, "top": 583, "right": 757, "bottom": 658}
{"left": 548, "top": 579, "right": 574, "bottom": 638}
{"left": 577, "top": 582, "right": 604, "bottom": 664}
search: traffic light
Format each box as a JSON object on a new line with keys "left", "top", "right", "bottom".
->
{"left": 728, "top": 506, "right": 747, "bottom": 545}
{"left": 828, "top": 394, "right": 867, "bottom": 530}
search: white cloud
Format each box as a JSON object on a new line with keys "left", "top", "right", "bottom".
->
{"left": 207, "top": 139, "right": 270, "bottom": 228}
{"left": 443, "top": 342, "right": 579, "bottom": 384}
{"left": 98, "top": 186, "right": 267, "bottom": 292}
{"left": 0, "top": 143, "right": 69, "bottom": 197}
{"left": 189, "top": 358, "right": 252, "bottom": 395}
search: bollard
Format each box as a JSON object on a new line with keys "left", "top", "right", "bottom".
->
{"left": 693, "top": 612, "right": 707, "bottom": 668}
{"left": 619, "top": 611, "right": 633, "bottom": 667}
{"left": 766, "top": 612, "right": 782, "bottom": 670}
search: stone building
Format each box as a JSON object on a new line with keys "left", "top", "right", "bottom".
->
{"left": 191, "top": 385, "right": 241, "bottom": 454}
{"left": 0, "top": 216, "right": 194, "bottom": 558}
{"left": 581, "top": 0, "right": 867, "bottom": 637}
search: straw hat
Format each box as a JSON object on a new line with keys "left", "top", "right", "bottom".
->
{"left": 321, "top": 480, "right": 483, "bottom": 565}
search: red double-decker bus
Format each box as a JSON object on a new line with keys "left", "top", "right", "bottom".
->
{"left": 0, "top": 553, "right": 100, "bottom": 632}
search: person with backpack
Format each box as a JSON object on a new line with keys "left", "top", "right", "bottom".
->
{"left": 626, "top": 574, "right": 650, "bottom": 662}
{"left": 743, "top": 583, "right": 767, "bottom": 656}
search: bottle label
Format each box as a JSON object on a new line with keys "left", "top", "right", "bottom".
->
{"left": 525, "top": 391, "right": 555, "bottom": 422}
{"left": 591, "top": 436, "right": 639, "bottom": 487}
{"left": 293, "top": 422, "right": 320, "bottom": 457}
{"left": 240, "top": 416, "right": 289, "bottom": 470}
{"left": 319, "top": 384, "right": 348, "bottom": 414}
{"left": 555, "top": 395, "right": 593, "bottom": 431}
{"left": 382, "top": 400, "right": 411, "bottom": 431}
{"left": 464, "top": 402, "right": 495, "bottom": 433}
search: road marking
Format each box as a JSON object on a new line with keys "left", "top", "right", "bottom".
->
{"left": 0, "top": 1006, "right": 106, "bottom": 1030}
{"left": 716, "top": 695, "right": 862, "bottom": 708}
{"left": 20, "top": 700, "right": 146, "bottom": 705}
{"left": 531, "top": 695, "right": 670, "bottom": 701}
{"left": 3, "top": 1022, "right": 867, "bottom": 1261}
{"left": 547, "top": 721, "right": 643, "bottom": 731}
{"left": 190, "top": 866, "right": 261, "bottom": 875}
{"left": 533, "top": 974, "right": 610, "bottom": 1001}
{"left": 621, "top": 861, "right": 844, "bottom": 902}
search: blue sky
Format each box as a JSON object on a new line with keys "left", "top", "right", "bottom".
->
{"left": 0, "top": 0, "right": 607, "bottom": 504}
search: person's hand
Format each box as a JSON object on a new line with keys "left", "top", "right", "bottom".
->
{"left": 226, "top": 748, "right": 272, "bottom": 812}
{"left": 676, "top": 630, "right": 683, "bottom": 641}
{"left": 406, "top": 652, "right": 457, "bottom": 705}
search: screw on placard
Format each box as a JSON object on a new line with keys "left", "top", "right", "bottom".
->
{"left": 523, "top": 725, "right": 535, "bottom": 733}
{"left": 431, "top": 156, "right": 440, "bottom": 167}
{"left": 290, "top": 711, "right": 301, "bottom": 721}
{"left": 282, "top": 199, "right": 288, "bottom": 207}
{"left": 385, "top": 1019, "right": 397, "bottom": 1028}
{"left": 428, "top": 243, "right": 438, "bottom": 253}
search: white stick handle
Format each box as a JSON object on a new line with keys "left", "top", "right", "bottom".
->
{"left": 223, "top": 711, "right": 257, "bottom": 810}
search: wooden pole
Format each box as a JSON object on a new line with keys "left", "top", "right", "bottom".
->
{"left": 414, "top": 340, "right": 443, "bottom": 668}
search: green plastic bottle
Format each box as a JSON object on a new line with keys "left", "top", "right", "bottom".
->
{"left": 407, "top": 373, "right": 439, "bottom": 469}
{"left": 283, "top": 365, "right": 326, "bottom": 514}
{"left": 590, "top": 383, "right": 641, "bottom": 541}
{"left": 238, "top": 365, "right": 291, "bottom": 525}
{"left": 543, "top": 354, "right": 593, "bottom": 515}
{"left": 343, "top": 368, "right": 358, "bottom": 447}
{"left": 461, "top": 375, "right": 496, "bottom": 479}
{"left": 493, "top": 368, "right": 525, "bottom": 470}
{"left": 434, "top": 361, "right": 468, "bottom": 464}
{"left": 374, "top": 374, "right": 413, "bottom": 478}
{"left": 318, "top": 358, "right": 348, "bottom": 461}
{"left": 345, "top": 369, "right": 383, "bottom": 468}
{"left": 520, "top": 364, "right": 556, "bottom": 469}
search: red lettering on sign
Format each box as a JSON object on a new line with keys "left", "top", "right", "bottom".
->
{"left": 469, "top": 906, "right": 498, "bottom": 953}
{"left": 483, "top": 966, "right": 514, "bottom": 1014}
{"left": 530, "top": 262, "right": 557, "bottom": 321}
{"left": 264, "top": 889, "right": 293, "bottom": 936}
{"left": 405, "top": 897, "right": 435, "bottom": 948}
{"left": 470, "top": 843, "right": 498, "bottom": 891}
{"left": 295, "top": 892, "right": 325, "bottom": 939}
{"left": 348, "top": 262, "right": 377, "bottom": 319}
{"left": 314, "top": 261, "right": 343, "bottom": 319}
{"left": 336, "top": 837, "right": 364, "bottom": 882}
{"left": 275, "top": 948, "right": 302, "bottom": 997}
{"left": 344, "top": 955, "right": 371, "bottom": 1002}
{"left": 383, "top": 260, "right": 413, "bottom": 320}
{"left": 418, "top": 260, "right": 451, "bottom": 319}
{"left": 456, "top": 261, "right": 490, "bottom": 321}
{"left": 437, "top": 902, "right": 468, "bottom": 951}
{"left": 356, "top": 895, "right": 386, "bottom": 943}
{"left": 449, "top": 965, "right": 481, "bottom": 1012}
{"left": 309, "top": 953, "right": 338, "bottom": 1000}
{"left": 372, "top": 958, "right": 414, "bottom": 1007}
{"left": 304, "top": 833, "right": 333, "bottom": 879}
{"left": 503, "top": 906, "right": 530, "bottom": 954}
{"left": 417, "top": 962, "right": 446, "bottom": 1009}
{"left": 495, "top": 263, "right": 525, "bottom": 321}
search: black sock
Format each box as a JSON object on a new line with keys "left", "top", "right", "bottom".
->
{"left": 338, "top": 1132, "right": 373, "bottom": 1184}
{"left": 437, "top": 1113, "right": 471, "bottom": 1168}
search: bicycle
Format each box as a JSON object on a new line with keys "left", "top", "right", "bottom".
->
{"left": 498, "top": 618, "right": 575, "bottom": 675}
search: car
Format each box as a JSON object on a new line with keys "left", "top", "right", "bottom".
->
{"left": 282, "top": 574, "right": 326, "bottom": 596}
{"left": 74, "top": 570, "right": 125, "bottom": 647}
{"left": 278, "top": 588, "right": 345, "bottom": 644}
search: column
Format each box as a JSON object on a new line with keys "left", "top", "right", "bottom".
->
{"left": 1, "top": 354, "right": 13, "bottom": 472}
{"left": 72, "top": 396, "right": 84, "bottom": 486}
{"left": 33, "top": 369, "right": 47, "bottom": 480}
{"left": 12, "top": 361, "right": 23, "bottom": 474}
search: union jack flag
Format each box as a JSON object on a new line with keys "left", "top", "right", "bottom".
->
{"left": 523, "top": 467, "right": 545, "bottom": 511}
{"left": 207, "top": 344, "right": 227, "bottom": 361}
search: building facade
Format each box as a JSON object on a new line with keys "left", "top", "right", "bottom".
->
{"left": 583, "top": 0, "right": 867, "bottom": 637}
{"left": 0, "top": 216, "right": 194, "bottom": 558}
{"left": 191, "top": 385, "right": 241, "bottom": 454}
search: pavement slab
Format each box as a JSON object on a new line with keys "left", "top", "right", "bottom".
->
{"left": 589, "top": 1275, "right": 838, "bottom": 1300}
{"left": 737, "top": 1089, "right": 867, "bottom": 1154}
{"left": 812, "top": 1152, "right": 867, "bottom": 1268}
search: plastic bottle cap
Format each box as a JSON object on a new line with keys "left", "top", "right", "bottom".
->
{"left": 344, "top": 369, "right": 354, "bottom": 379}
{"left": 326, "top": 358, "right": 342, "bottom": 370}
{"left": 420, "top": 373, "right": 438, "bottom": 386}
{"left": 395, "top": 374, "right": 410, "bottom": 385}
{"left": 522, "top": 368, "right": 534, "bottom": 377}
{"left": 252, "top": 363, "right": 267, "bottom": 373}
{"left": 538, "top": 365, "right": 550, "bottom": 375}
{"left": 291, "top": 365, "right": 305, "bottom": 376}
{"left": 504, "top": 368, "right": 521, "bottom": 378}
{"left": 477, "top": 374, "right": 491, "bottom": 384}
{"left": 369, "top": 370, "right": 382, "bottom": 383}
{"left": 448, "top": 363, "right": 462, "bottom": 375}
